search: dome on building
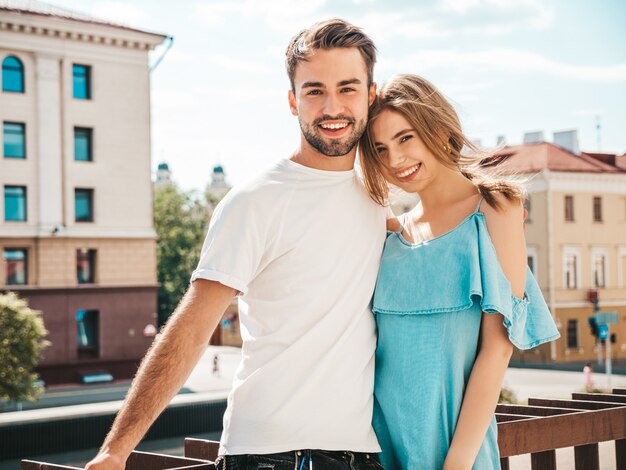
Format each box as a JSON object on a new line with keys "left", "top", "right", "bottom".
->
{"left": 213, "top": 165, "right": 224, "bottom": 174}
{"left": 157, "top": 162, "right": 169, "bottom": 171}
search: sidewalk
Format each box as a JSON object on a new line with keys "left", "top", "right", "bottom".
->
{"left": 510, "top": 358, "right": 626, "bottom": 375}
{"left": 504, "top": 367, "right": 626, "bottom": 402}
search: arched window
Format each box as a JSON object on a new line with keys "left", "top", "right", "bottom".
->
{"left": 2, "top": 55, "right": 25, "bottom": 93}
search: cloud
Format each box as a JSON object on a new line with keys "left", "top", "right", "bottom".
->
{"left": 191, "top": 84, "right": 286, "bottom": 103}
{"left": 356, "top": 12, "right": 446, "bottom": 41}
{"left": 205, "top": 54, "right": 273, "bottom": 75}
{"left": 437, "top": 80, "right": 498, "bottom": 103}
{"left": 391, "top": 49, "right": 626, "bottom": 83}
{"left": 91, "top": 1, "right": 149, "bottom": 27}
{"left": 349, "top": 0, "right": 554, "bottom": 43}
{"left": 192, "top": 0, "right": 328, "bottom": 31}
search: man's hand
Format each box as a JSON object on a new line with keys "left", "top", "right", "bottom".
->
{"left": 84, "top": 449, "right": 125, "bottom": 469}
{"left": 84, "top": 280, "right": 236, "bottom": 469}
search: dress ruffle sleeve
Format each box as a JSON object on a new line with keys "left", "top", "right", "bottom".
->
{"left": 471, "top": 215, "right": 560, "bottom": 349}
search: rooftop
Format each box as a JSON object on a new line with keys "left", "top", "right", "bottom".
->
{"left": 486, "top": 142, "right": 624, "bottom": 174}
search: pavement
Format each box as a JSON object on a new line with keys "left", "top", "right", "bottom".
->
{"left": 2, "top": 346, "right": 625, "bottom": 469}
{"left": 510, "top": 358, "right": 626, "bottom": 375}
{"left": 0, "top": 346, "right": 241, "bottom": 413}
{"left": 503, "top": 366, "right": 626, "bottom": 403}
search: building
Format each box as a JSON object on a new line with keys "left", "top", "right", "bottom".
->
{"left": 155, "top": 162, "right": 173, "bottom": 187}
{"left": 206, "top": 164, "right": 231, "bottom": 208}
{"left": 488, "top": 137, "right": 626, "bottom": 363}
{"left": 0, "top": 1, "right": 168, "bottom": 383}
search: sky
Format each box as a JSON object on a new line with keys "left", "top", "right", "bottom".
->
{"left": 43, "top": 0, "right": 626, "bottom": 191}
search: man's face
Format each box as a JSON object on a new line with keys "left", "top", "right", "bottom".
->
{"left": 289, "top": 48, "right": 375, "bottom": 157}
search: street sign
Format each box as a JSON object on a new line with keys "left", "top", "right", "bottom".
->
{"left": 598, "top": 324, "right": 609, "bottom": 340}
{"left": 596, "top": 311, "right": 619, "bottom": 324}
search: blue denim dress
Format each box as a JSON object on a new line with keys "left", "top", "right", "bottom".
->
{"left": 372, "top": 201, "right": 560, "bottom": 470}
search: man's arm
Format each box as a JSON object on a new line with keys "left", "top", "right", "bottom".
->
{"left": 85, "top": 279, "right": 236, "bottom": 469}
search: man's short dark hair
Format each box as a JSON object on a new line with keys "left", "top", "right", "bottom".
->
{"left": 285, "top": 18, "right": 377, "bottom": 91}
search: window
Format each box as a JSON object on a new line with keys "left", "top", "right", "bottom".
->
{"left": 76, "top": 309, "right": 99, "bottom": 358}
{"left": 620, "top": 247, "right": 626, "bottom": 288}
{"left": 593, "top": 254, "right": 606, "bottom": 288}
{"left": 592, "top": 249, "right": 608, "bottom": 289}
{"left": 564, "top": 195, "right": 574, "bottom": 221}
{"left": 565, "top": 255, "right": 577, "bottom": 289}
{"left": 593, "top": 196, "right": 602, "bottom": 222}
{"left": 74, "top": 188, "right": 93, "bottom": 222}
{"left": 3, "top": 248, "right": 27, "bottom": 285}
{"left": 77, "top": 248, "right": 96, "bottom": 284}
{"left": 4, "top": 185, "right": 27, "bottom": 221}
{"left": 563, "top": 248, "right": 580, "bottom": 289}
{"left": 524, "top": 196, "right": 532, "bottom": 223}
{"left": 74, "top": 127, "right": 93, "bottom": 161}
{"left": 3, "top": 122, "right": 25, "bottom": 158}
{"left": 72, "top": 64, "right": 91, "bottom": 99}
{"left": 2, "top": 55, "right": 24, "bottom": 93}
{"left": 527, "top": 245, "right": 538, "bottom": 280}
{"left": 567, "top": 319, "right": 579, "bottom": 349}
{"left": 527, "top": 256, "right": 534, "bottom": 274}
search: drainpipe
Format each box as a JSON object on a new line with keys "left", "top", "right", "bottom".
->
{"left": 546, "top": 169, "right": 557, "bottom": 361}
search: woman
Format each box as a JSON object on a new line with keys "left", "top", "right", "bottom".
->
{"left": 359, "top": 75, "right": 560, "bottom": 469}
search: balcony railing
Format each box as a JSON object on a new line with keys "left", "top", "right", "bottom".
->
{"left": 20, "top": 389, "right": 626, "bottom": 470}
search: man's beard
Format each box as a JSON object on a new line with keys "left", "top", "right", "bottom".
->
{"left": 299, "top": 114, "right": 366, "bottom": 157}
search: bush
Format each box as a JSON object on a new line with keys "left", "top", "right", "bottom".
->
{"left": 0, "top": 292, "right": 49, "bottom": 403}
{"left": 499, "top": 385, "right": 518, "bottom": 404}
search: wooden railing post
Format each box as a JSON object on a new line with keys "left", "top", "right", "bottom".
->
{"left": 574, "top": 443, "right": 599, "bottom": 470}
{"left": 616, "top": 438, "right": 626, "bottom": 469}
{"left": 530, "top": 450, "right": 556, "bottom": 470}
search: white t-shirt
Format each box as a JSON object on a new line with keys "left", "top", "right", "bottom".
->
{"left": 191, "top": 158, "right": 386, "bottom": 455}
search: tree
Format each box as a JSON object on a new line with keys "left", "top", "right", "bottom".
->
{"left": 154, "top": 184, "right": 209, "bottom": 326}
{"left": 0, "top": 292, "right": 49, "bottom": 404}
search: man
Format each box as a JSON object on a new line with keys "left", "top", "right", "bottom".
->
{"left": 86, "top": 19, "right": 386, "bottom": 470}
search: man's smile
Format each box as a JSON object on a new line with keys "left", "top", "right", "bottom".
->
{"left": 317, "top": 120, "right": 353, "bottom": 137}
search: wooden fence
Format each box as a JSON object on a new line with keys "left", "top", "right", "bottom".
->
{"left": 21, "top": 389, "right": 626, "bottom": 470}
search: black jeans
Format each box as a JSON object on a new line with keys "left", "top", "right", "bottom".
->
{"left": 215, "top": 449, "right": 385, "bottom": 470}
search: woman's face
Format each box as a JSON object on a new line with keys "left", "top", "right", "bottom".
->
{"left": 370, "top": 108, "right": 440, "bottom": 194}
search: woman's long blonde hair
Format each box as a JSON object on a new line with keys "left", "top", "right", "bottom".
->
{"left": 359, "top": 74, "right": 524, "bottom": 209}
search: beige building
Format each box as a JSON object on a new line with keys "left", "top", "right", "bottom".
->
{"left": 491, "top": 139, "right": 626, "bottom": 363}
{"left": 0, "top": 2, "right": 167, "bottom": 383}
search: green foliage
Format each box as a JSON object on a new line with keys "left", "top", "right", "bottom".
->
{"left": 498, "top": 385, "right": 518, "bottom": 404}
{"left": 0, "top": 292, "right": 49, "bottom": 403}
{"left": 154, "top": 184, "right": 209, "bottom": 326}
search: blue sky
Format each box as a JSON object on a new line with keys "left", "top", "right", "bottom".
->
{"left": 48, "top": 0, "right": 626, "bottom": 191}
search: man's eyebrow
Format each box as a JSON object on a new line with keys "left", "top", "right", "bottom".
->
{"left": 301, "top": 81, "right": 325, "bottom": 89}
{"left": 374, "top": 129, "right": 414, "bottom": 145}
{"left": 338, "top": 78, "right": 361, "bottom": 86}
{"left": 301, "top": 78, "right": 363, "bottom": 89}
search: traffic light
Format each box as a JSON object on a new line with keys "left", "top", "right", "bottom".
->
{"left": 588, "top": 317, "right": 598, "bottom": 337}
